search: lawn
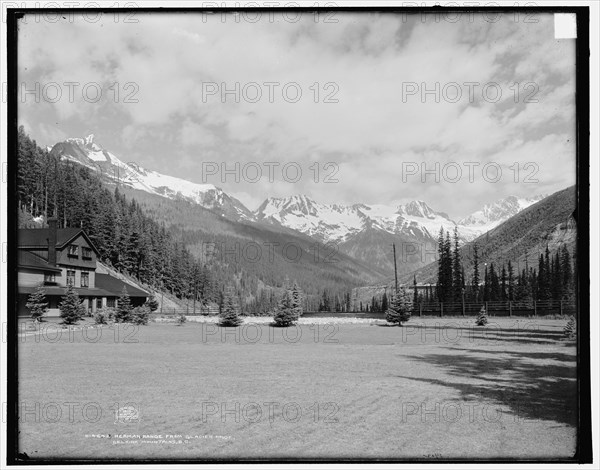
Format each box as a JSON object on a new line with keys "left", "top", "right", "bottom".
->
{"left": 17, "top": 317, "right": 578, "bottom": 461}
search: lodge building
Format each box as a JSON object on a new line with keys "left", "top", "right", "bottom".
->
{"left": 17, "top": 218, "right": 148, "bottom": 317}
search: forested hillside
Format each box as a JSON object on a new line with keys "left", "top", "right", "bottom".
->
{"left": 402, "top": 186, "right": 577, "bottom": 285}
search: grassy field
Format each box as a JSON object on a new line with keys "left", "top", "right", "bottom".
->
{"left": 17, "top": 317, "right": 577, "bottom": 461}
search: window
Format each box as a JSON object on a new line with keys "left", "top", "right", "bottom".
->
{"left": 44, "top": 273, "right": 56, "bottom": 284}
{"left": 68, "top": 245, "right": 79, "bottom": 257}
{"left": 66, "top": 270, "right": 76, "bottom": 286}
{"left": 81, "top": 271, "right": 89, "bottom": 288}
{"left": 107, "top": 298, "right": 115, "bottom": 308}
{"left": 82, "top": 247, "right": 92, "bottom": 260}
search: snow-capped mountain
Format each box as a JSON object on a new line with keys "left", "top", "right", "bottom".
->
{"left": 50, "top": 135, "right": 254, "bottom": 221}
{"left": 458, "top": 195, "right": 546, "bottom": 228}
{"left": 255, "top": 194, "right": 546, "bottom": 245}
{"left": 49, "top": 134, "right": 547, "bottom": 274}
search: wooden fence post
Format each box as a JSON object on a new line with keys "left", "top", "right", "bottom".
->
{"left": 440, "top": 302, "right": 443, "bottom": 318}
{"left": 533, "top": 300, "right": 537, "bottom": 317}
{"left": 509, "top": 301, "right": 512, "bottom": 317}
{"left": 462, "top": 298, "right": 465, "bottom": 317}
{"left": 559, "top": 300, "right": 563, "bottom": 316}
{"left": 419, "top": 303, "right": 423, "bottom": 317}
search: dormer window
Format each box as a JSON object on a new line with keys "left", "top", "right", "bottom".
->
{"left": 82, "top": 247, "right": 92, "bottom": 260}
{"left": 68, "top": 245, "right": 79, "bottom": 258}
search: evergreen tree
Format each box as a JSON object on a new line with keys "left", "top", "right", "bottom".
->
{"left": 413, "top": 275, "right": 418, "bottom": 307}
{"left": 381, "top": 291, "right": 388, "bottom": 312}
{"left": 386, "top": 286, "right": 412, "bottom": 326}
{"left": 273, "top": 287, "right": 298, "bottom": 327}
{"left": 561, "top": 245, "right": 574, "bottom": 300}
{"left": 144, "top": 294, "right": 159, "bottom": 312}
{"left": 472, "top": 242, "right": 480, "bottom": 301}
{"left": 115, "top": 286, "right": 133, "bottom": 323}
{"left": 563, "top": 315, "right": 576, "bottom": 340}
{"left": 290, "top": 281, "right": 303, "bottom": 319}
{"left": 507, "top": 260, "right": 515, "bottom": 301}
{"left": 26, "top": 285, "right": 48, "bottom": 322}
{"left": 501, "top": 265, "right": 507, "bottom": 301}
{"left": 59, "top": 285, "right": 84, "bottom": 325}
{"left": 220, "top": 286, "right": 243, "bottom": 326}
{"left": 483, "top": 265, "right": 490, "bottom": 301}
{"left": 489, "top": 263, "right": 500, "bottom": 301}
{"left": 475, "top": 305, "right": 488, "bottom": 326}
{"left": 452, "top": 226, "right": 463, "bottom": 302}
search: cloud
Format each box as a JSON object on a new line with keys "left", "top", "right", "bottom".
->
{"left": 17, "top": 12, "right": 576, "bottom": 218}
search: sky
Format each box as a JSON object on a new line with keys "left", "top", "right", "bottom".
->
{"left": 17, "top": 10, "right": 577, "bottom": 218}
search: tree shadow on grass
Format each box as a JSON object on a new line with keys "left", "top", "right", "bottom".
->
{"left": 394, "top": 348, "right": 578, "bottom": 426}
{"left": 399, "top": 322, "right": 568, "bottom": 345}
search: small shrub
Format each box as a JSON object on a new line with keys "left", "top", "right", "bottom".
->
{"left": 475, "top": 306, "right": 488, "bottom": 326}
{"left": 176, "top": 313, "right": 187, "bottom": 326}
{"left": 94, "top": 311, "right": 108, "bottom": 325}
{"left": 563, "top": 315, "right": 576, "bottom": 340}
{"left": 94, "top": 307, "right": 115, "bottom": 324}
{"left": 131, "top": 306, "right": 150, "bottom": 326}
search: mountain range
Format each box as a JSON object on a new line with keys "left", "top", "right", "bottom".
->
{"left": 49, "top": 135, "right": 550, "bottom": 275}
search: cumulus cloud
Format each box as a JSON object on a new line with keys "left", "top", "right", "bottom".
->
{"left": 17, "top": 11, "right": 576, "bottom": 217}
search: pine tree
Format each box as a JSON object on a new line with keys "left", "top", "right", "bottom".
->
{"left": 501, "top": 265, "right": 507, "bottom": 301}
{"left": 507, "top": 260, "right": 515, "bottom": 301}
{"left": 452, "top": 226, "right": 463, "bottom": 302}
{"left": 561, "top": 245, "right": 574, "bottom": 300}
{"left": 413, "top": 275, "right": 418, "bottom": 307}
{"left": 273, "top": 287, "right": 297, "bottom": 327}
{"left": 144, "top": 294, "right": 159, "bottom": 312}
{"left": 386, "top": 286, "right": 412, "bottom": 326}
{"left": 220, "top": 286, "right": 243, "bottom": 326}
{"left": 291, "top": 281, "right": 303, "bottom": 319}
{"left": 563, "top": 315, "right": 576, "bottom": 340}
{"left": 381, "top": 291, "right": 388, "bottom": 312}
{"left": 115, "top": 286, "right": 133, "bottom": 323}
{"left": 26, "top": 285, "right": 49, "bottom": 322}
{"left": 488, "top": 263, "right": 500, "bottom": 301}
{"left": 475, "top": 305, "right": 488, "bottom": 326}
{"left": 472, "top": 242, "right": 480, "bottom": 301}
{"left": 59, "top": 285, "right": 84, "bottom": 325}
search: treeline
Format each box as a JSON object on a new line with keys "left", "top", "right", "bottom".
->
{"left": 431, "top": 227, "right": 575, "bottom": 304}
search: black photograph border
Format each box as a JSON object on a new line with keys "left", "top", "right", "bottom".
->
{"left": 5, "top": 4, "right": 592, "bottom": 465}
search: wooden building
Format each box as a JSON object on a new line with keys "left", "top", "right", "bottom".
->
{"left": 17, "top": 218, "right": 148, "bottom": 318}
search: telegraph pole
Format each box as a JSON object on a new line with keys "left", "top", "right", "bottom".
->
{"left": 393, "top": 243, "right": 399, "bottom": 295}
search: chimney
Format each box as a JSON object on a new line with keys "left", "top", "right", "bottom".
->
{"left": 47, "top": 218, "right": 57, "bottom": 265}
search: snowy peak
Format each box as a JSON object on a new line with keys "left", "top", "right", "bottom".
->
{"left": 401, "top": 200, "right": 437, "bottom": 219}
{"left": 50, "top": 135, "right": 254, "bottom": 221}
{"left": 254, "top": 193, "right": 547, "bottom": 245}
{"left": 458, "top": 195, "right": 546, "bottom": 226}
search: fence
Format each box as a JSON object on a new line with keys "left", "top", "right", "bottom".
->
{"left": 415, "top": 300, "right": 576, "bottom": 317}
{"left": 155, "top": 300, "right": 575, "bottom": 319}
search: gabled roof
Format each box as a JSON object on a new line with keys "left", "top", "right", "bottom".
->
{"left": 18, "top": 228, "right": 100, "bottom": 255}
{"left": 95, "top": 274, "right": 149, "bottom": 298}
{"left": 17, "top": 251, "right": 62, "bottom": 273}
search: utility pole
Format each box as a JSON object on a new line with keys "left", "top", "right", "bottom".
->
{"left": 393, "top": 243, "right": 399, "bottom": 295}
